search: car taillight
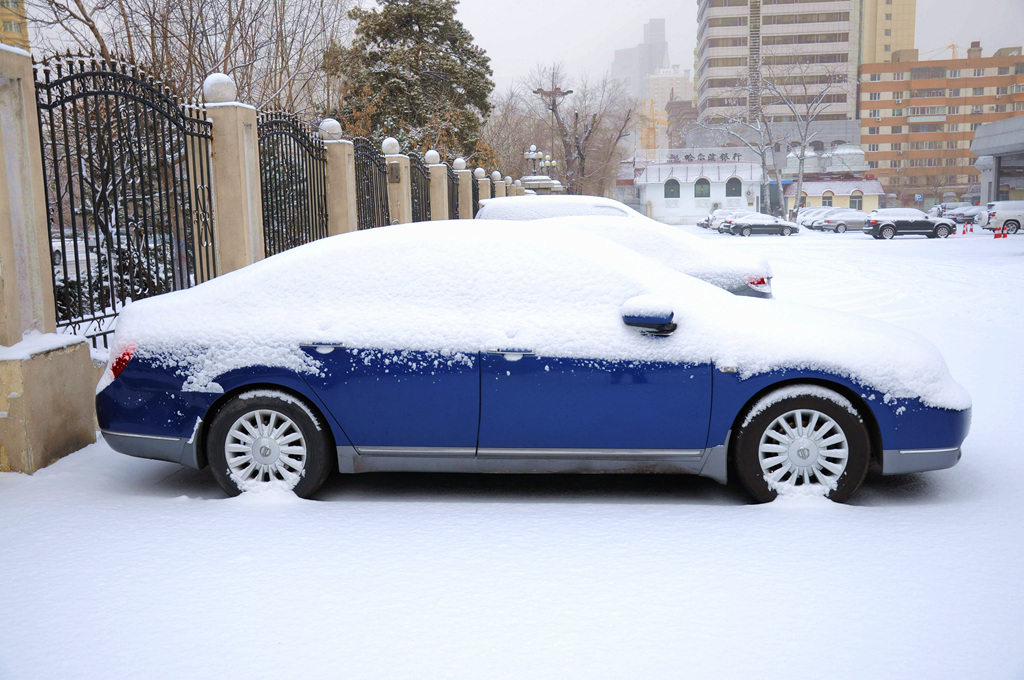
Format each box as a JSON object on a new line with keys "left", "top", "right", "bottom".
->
{"left": 869, "top": 219, "right": 877, "bottom": 225}
{"left": 110, "top": 345, "right": 135, "bottom": 379}
{"left": 748, "top": 277, "right": 772, "bottom": 293}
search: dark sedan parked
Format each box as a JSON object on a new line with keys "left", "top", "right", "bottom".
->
{"left": 863, "top": 209, "right": 956, "bottom": 239}
{"left": 723, "top": 213, "right": 799, "bottom": 236}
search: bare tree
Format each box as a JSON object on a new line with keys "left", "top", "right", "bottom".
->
{"left": 28, "top": 0, "right": 353, "bottom": 113}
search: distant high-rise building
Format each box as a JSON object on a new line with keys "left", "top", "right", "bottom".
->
{"left": 611, "top": 18, "right": 670, "bottom": 100}
{"left": 695, "top": 0, "right": 862, "bottom": 129}
{"left": 861, "top": 0, "right": 916, "bottom": 64}
{"left": 0, "top": 0, "right": 29, "bottom": 50}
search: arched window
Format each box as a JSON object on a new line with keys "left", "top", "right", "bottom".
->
{"left": 664, "top": 178, "right": 680, "bottom": 198}
{"left": 695, "top": 178, "right": 711, "bottom": 198}
{"left": 725, "top": 177, "right": 742, "bottom": 197}
{"left": 822, "top": 191, "right": 834, "bottom": 207}
{"left": 850, "top": 191, "right": 863, "bottom": 210}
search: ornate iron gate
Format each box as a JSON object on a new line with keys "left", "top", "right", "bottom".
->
{"left": 352, "top": 137, "right": 390, "bottom": 229}
{"left": 257, "top": 111, "right": 328, "bottom": 256}
{"left": 446, "top": 163, "right": 459, "bottom": 219}
{"left": 34, "top": 54, "right": 215, "bottom": 348}
{"left": 409, "top": 152, "right": 431, "bottom": 222}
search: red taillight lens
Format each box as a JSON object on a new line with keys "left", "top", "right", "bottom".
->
{"left": 748, "top": 277, "right": 772, "bottom": 293}
{"left": 869, "top": 219, "right": 877, "bottom": 225}
{"left": 111, "top": 346, "right": 135, "bottom": 379}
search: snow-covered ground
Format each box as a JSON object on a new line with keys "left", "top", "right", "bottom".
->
{"left": 2, "top": 227, "right": 1023, "bottom": 679}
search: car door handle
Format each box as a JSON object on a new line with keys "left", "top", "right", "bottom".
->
{"left": 488, "top": 349, "right": 535, "bottom": 360}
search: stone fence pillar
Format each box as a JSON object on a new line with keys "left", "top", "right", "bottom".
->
{"left": 491, "top": 171, "right": 506, "bottom": 198}
{"left": 475, "top": 167, "right": 491, "bottom": 203}
{"left": 454, "top": 158, "right": 474, "bottom": 219}
{"left": 203, "top": 73, "right": 265, "bottom": 274}
{"left": 319, "top": 119, "right": 358, "bottom": 235}
{"left": 425, "top": 149, "right": 449, "bottom": 221}
{"left": 383, "top": 137, "right": 412, "bottom": 225}
{"left": 1, "top": 46, "right": 95, "bottom": 473}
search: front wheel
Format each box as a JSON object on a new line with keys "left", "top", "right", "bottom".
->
{"left": 880, "top": 225, "right": 896, "bottom": 240}
{"left": 935, "top": 225, "right": 950, "bottom": 238}
{"left": 207, "top": 390, "right": 332, "bottom": 498}
{"left": 781, "top": 226, "right": 793, "bottom": 236}
{"left": 732, "top": 387, "right": 870, "bottom": 503}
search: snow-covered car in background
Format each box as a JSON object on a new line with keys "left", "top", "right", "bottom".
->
{"left": 945, "top": 205, "right": 984, "bottom": 224}
{"left": 805, "top": 208, "right": 849, "bottom": 230}
{"left": 863, "top": 209, "right": 956, "bottom": 239}
{"left": 722, "top": 213, "right": 799, "bottom": 236}
{"left": 984, "top": 200, "right": 1024, "bottom": 234}
{"left": 476, "top": 195, "right": 773, "bottom": 298}
{"left": 708, "top": 208, "right": 755, "bottom": 231}
{"left": 96, "top": 220, "right": 971, "bottom": 504}
{"left": 819, "top": 210, "right": 871, "bottom": 233}
{"left": 795, "top": 207, "right": 831, "bottom": 228}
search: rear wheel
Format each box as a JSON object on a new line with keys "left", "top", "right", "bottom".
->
{"left": 732, "top": 387, "right": 870, "bottom": 503}
{"left": 741, "top": 226, "right": 752, "bottom": 237}
{"left": 835, "top": 224, "right": 847, "bottom": 234}
{"left": 1006, "top": 220, "right": 1020, "bottom": 235}
{"left": 207, "top": 390, "right": 332, "bottom": 498}
{"left": 880, "top": 225, "right": 896, "bottom": 240}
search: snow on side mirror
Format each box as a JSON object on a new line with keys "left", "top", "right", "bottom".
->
{"left": 621, "top": 295, "right": 677, "bottom": 336}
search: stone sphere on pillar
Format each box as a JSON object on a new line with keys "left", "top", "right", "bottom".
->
{"left": 504, "top": 176, "right": 513, "bottom": 185}
{"left": 474, "top": 167, "right": 486, "bottom": 179}
{"left": 318, "top": 118, "right": 343, "bottom": 140}
{"left": 382, "top": 137, "right": 401, "bottom": 155}
{"left": 425, "top": 149, "right": 441, "bottom": 164}
{"left": 514, "top": 179, "right": 522, "bottom": 187}
{"left": 203, "top": 73, "right": 237, "bottom": 103}
{"left": 453, "top": 158, "right": 466, "bottom": 170}
{"left": 490, "top": 170, "right": 502, "bottom": 182}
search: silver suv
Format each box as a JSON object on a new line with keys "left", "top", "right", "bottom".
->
{"left": 984, "top": 201, "right": 1024, "bottom": 234}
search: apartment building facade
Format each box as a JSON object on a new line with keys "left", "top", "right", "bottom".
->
{"left": 1, "top": 0, "right": 29, "bottom": 50}
{"left": 859, "top": 44, "right": 1024, "bottom": 203}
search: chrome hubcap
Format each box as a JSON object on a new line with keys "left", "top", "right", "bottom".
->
{"left": 225, "top": 409, "right": 307, "bottom": 487}
{"left": 758, "top": 408, "right": 849, "bottom": 492}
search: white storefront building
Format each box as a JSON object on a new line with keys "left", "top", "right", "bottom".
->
{"left": 634, "top": 161, "right": 762, "bottom": 224}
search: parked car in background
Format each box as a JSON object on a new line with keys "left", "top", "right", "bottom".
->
{"left": 933, "top": 201, "right": 972, "bottom": 217}
{"left": 863, "top": 209, "right": 956, "bottom": 239}
{"left": 795, "top": 207, "right": 831, "bottom": 228}
{"left": 945, "top": 206, "right": 984, "bottom": 224}
{"left": 983, "top": 200, "right": 1024, "bottom": 234}
{"left": 806, "top": 208, "right": 854, "bottom": 230}
{"left": 476, "top": 196, "right": 774, "bottom": 297}
{"left": 707, "top": 208, "right": 754, "bottom": 231}
{"left": 723, "top": 213, "right": 799, "bottom": 236}
{"left": 820, "top": 210, "right": 871, "bottom": 233}
{"left": 95, "top": 219, "right": 971, "bottom": 503}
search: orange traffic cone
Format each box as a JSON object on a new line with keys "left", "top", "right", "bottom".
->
{"left": 995, "top": 225, "right": 1008, "bottom": 239}
{"left": 969, "top": 222, "right": 974, "bottom": 233}
{"left": 961, "top": 223, "right": 967, "bottom": 235}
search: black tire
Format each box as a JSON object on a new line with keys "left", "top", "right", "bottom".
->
{"left": 741, "top": 226, "right": 752, "bottom": 237}
{"left": 1006, "top": 220, "right": 1020, "bottom": 235}
{"left": 836, "top": 224, "right": 847, "bottom": 234}
{"left": 935, "top": 225, "right": 950, "bottom": 238}
{"left": 207, "top": 390, "right": 332, "bottom": 498}
{"left": 781, "top": 226, "right": 793, "bottom": 236}
{"left": 880, "top": 225, "right": 896, "bottom": 240}
{"left": 732, "top": 387, "right": 871, "bottom": 503}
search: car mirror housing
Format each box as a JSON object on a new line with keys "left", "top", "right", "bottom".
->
{"left": 621, "top": 295, "right": 677, "bottom": 336}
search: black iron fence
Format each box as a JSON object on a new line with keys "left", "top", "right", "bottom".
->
{"left": 472, "top": 174, "right": 480, "bottom": 217}
{"left": 34, "top": 54, "right": 216, "bottom": 348}
{"left": 446, "top": 164, "right": 460, "bottom": 220}
{"left": 409, "top": 152, "right": 431, "bottom": 222}
{"left": 352, "top": 137, "right": 391, "bottom": 229}
{"left": 257, "top": 111, "right": 328, "bottom": 256}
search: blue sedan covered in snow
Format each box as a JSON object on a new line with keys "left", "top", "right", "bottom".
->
{"left": 96, "top": 220, "right": 971, "bottom": 502}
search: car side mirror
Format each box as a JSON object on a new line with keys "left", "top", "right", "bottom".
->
{"left": 622, "top": 295, "right": 677, "bottom": 336}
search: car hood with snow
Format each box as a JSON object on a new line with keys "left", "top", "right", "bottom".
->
{"left": 103, "top": 219, "right": 969, "bottom": 411}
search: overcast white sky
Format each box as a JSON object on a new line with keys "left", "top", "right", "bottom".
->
{"left": 456, "top": 0, "right": 1024, "bottom": 93}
